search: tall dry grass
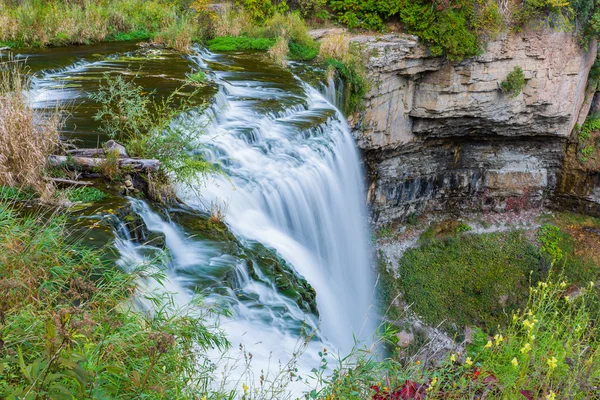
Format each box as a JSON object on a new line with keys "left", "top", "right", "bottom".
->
{"left": 0, "top": 59, "right": 61, "bottom": 197}
{"left": 318, "top": 32, "right": 350, "bottom": 62}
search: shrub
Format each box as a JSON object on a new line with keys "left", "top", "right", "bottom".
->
{"left": 153, "top": 13, "right": 197, "bottom": 52}
{"left": 268, "top": 36, "right": 290, "bottom": 65}
{"left": 318, "top": 32, "right": 368, "bottom": 113}
{"left": 90, "top": 74, "right": 217, "bottom": 195}
{"left": 500, "top": 66, "right": 526, "bottom": 97}
{"left": 0, "top": 58, "right": 61, "bottom": 198}
{"left": 237, "top": 0, "right": 289, "bottom": 21}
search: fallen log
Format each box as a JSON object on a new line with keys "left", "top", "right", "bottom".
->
{"left": 48, "top": 155, "right": 160, "bottom": 172}
{"left": 66, "top": 140, "right": 129, "bottom": 158}
{"left": 45, "top": 177, "right": 94, "bottom": 186}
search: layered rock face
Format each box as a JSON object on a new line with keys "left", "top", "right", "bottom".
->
{"left": 351, "top": 30, "right": 597, "bottom": 224}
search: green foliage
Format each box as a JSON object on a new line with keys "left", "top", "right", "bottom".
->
{"left": 538, "top": 224, "right": 564, "bottom": 264}
{"left": 207, "top": 36, "right": 276, "bottom": 51}
{"left": 0, "top": 186, "right": 34, "bottom": 201}
{"left": 0, "top": 0, "right": 198, "bottom": 48}
{"left": 325, "top": 55, "right": 368, "bottom": 114}
{"left": 288, "top": 41, "right": 318, "bottom": 60}
{"left": 312, "top": 278, "right": 600, "bottom": 399}
{"left": 500, "top": 66, "right": 526, "bottom": 97}
{"left": 514, "top": 0, "right": 574, "bottom": 30}
{"left": 399, "top": 0, "right": 481, "bottom": 61}
{"left": 0, "top": 204, "right": 230, "bottom": 398}
{"left": 397, "top": 231, "right": 544, "bottom": 333}
{"left": 577, "top": 116, "right": 600, "bottom": 163}
{"left": 64, "top": 187, "right": 108, "bottom": 203}
{"left": 236, "top": 0, "right": 289, "bottom": 21}
{"left": 189, "top": 71, "right": 206, "bottom": 83}
{"left": 90, "top": 74, "right": 217, "bottom": 193}
{"left": 456, "top": 222, "right": 472, "bottom": 232}
{"left": 327, "top": 0, "right": 400, "bottom": 30}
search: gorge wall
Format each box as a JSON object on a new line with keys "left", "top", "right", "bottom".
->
{"left": 349, "top": 30, "right": 599, "bottom": 224}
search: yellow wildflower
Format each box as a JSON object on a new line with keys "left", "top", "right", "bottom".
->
{"left": 590, "top": 281, "right": 595, "bottom": 288}
{"left": 511, "top": 358, "right": 519, "bottom": 367}
{"left": 450, "top": 353, "right": 457, "bottom": 362}
{"left": 546, "top": 391, "right": 556, "bottom": 400}
{"left": 484, "top": 340, "right": 493, "bottom": 349}
{"left": 547, "top": 356, "right": 558, "bottom": 369}
{"left": 494, "top": 334, "right": 504, "bottom": 346}
{"left": 520, "top": 343, "right": 531, "bottom": 354}
{"left": 242, "top": 383, "right": 249, "bottom": 394}
{"left": 465, "top": 357, "right": 473, "bottom": 366}
{"left": 565, "top": 296, "right": 570, "bottom": 303}
{"left": 560, "top": 281, "right": 567, "bottom": 288}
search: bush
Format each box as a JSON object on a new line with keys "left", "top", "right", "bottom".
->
{"left": 500, "top": 66, "right": 526, "bottom": 97}
{"left": 318, "top": 32, "right": 368, "bottom": 113}
{"left": 0, "top": 58, "right": 61, "bottom": 198}
{"left": 89, "top": 74, "right": 217, "bottom": 197}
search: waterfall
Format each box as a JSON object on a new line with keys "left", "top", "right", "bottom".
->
{"left": 118, "top": 49, "right": 376, "bottom": 391}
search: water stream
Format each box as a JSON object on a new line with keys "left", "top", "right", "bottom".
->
{"left": 17, "top": 44, "right": 376, "bottom": 392}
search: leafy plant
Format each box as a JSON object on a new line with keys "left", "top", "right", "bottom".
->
{"left": 64, "top": 187, "right": 107, "bottom": 203}
{"left": 500, "top": 66, "right": 526, "bottom": 97}
{"left": 90, "top": 73, "right": 216, "bottom": 195}
{"left": 207, "top": 36, "right": 276, "bottom": 51}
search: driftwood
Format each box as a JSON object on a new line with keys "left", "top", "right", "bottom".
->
{"left": 48, "top": 155, "right": 160, "bottom": 171}
{"left": 66, "top": 140, "right": 129, "bottom": 158}
{"left": 45, "top": 177, "right": 93, "bottom": 186}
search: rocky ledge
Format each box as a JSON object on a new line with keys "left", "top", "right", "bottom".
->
{"left": 348, "top": 30, "right": 598, "bottom": 224}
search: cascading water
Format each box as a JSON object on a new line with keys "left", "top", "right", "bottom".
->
{"left": 25, "top": 44, "right": 376, "bottom": 392}
{"left": 176, "top": 49, "right": 376, "bottom": 386}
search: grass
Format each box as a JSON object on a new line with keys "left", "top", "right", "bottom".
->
{"left": 0, "top": 0, "right": 199, "bottom": 50}
{"left": 207, "top": 36, "right": 276, "bottom": 51}
{"left": 312, "top": 277, "right": 600, "bottom": 399}
{"left": 397, "top": 230, "right": 543, "bottom": 335}
{"left": 0, "top": 203, "right": 230, "bottom": 398}
{"left": 0, "top": 58, "right": 61, "bottom": 198}
{"left": 318, "top": 32, "right": 368, "bottom": 113}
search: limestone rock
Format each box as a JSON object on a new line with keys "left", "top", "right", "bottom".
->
{"left": 350, "top": 29, "right": 597, "bottom": 224}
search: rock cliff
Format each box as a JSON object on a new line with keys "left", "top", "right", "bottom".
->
{"left": 350, "top": 30, "right": 597, "bottom": 224}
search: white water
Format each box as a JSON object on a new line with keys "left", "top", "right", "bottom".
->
{"left": 31, "top": 46, "right": 377, "bottom": 394}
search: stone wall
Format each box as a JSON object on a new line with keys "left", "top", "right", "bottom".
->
{"left": 349, "top": 30, "right": 597, "bottom": 224}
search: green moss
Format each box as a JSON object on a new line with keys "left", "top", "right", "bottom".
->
{"left": 207, "top": 36, "right": 276, "bottom": 51}
{"left": 397, "top": 231, "right": 543, "bottom": 334}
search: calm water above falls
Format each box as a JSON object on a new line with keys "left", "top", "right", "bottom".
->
{"left": 18, "top": 43, "right": 376, "bottom": 391}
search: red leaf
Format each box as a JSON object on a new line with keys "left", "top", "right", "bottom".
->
{"left": 520, "top": 390, "right": 534, "bottom": 400}
{"left": 398, "top": 380, "right": 426, "bottom": 400}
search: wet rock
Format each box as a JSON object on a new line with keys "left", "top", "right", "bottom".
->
{"left": 104, "top": 140, "right": 128, "bottom": 157}
{"left": 170, "top": 209, "right": 319, "bottom": 315}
